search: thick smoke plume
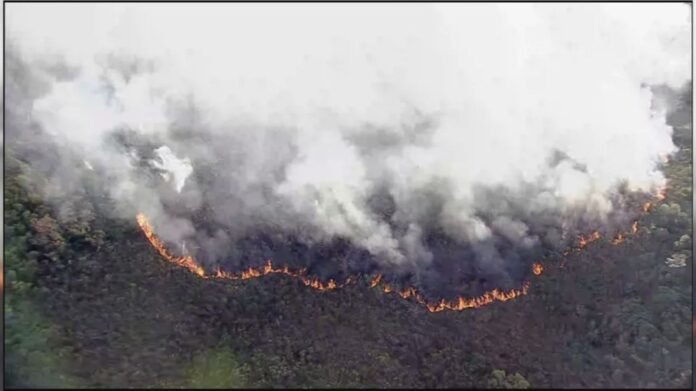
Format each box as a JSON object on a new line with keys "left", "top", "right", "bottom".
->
{"left": 6, "top": 4, "right": 691, "bottom": 297}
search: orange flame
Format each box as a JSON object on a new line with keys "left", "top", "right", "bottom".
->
{"left": 220, "top": 260, "right": 357, "bottom": 292}
{"left": 369, "top": 274, "right": 382, "bottom": 288}
{"left": 136, "top": 213, "right": 539, "bottom": 312}
{"left": 577, "top": 231, "right": 601, "bottom": 248}
{"left": 656, "top": 187, "right": 667, "bottom": 201}
{"left": 136, "top": 213, "right": 205, "bottom": 277}
{"left": 532, "top": 262, "right": 543, "bottom": 276}
{"left": 423, "top": 281, "right": 531, "bottom": 313}
{"left": 137, "top": 183, "right": 665, "bottom": 313}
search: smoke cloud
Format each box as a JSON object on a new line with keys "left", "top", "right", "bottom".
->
{"left": 6, "top": 4, "right": 691, "bottom": 296}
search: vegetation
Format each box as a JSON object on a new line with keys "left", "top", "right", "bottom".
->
{"left": 174, "top": 342, "right": 249, "bottom": 388}
{"left": 5, "top": 86, "right": 692, "bottom": 388}
{"left": 5, "top": 297, "right": 83, "bottom": 388}
{"left": 487, "top": 369, "right": 530, "bottom": 389}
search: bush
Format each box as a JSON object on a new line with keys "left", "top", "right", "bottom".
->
{"left": 487, "top": 369, "right": 530, "bottom": 389}
{"left": 673, "top": 234, "right": 691, "bottom": 250}
{"left": 5, "top": 298, "right": 82, "bottom": 388}
{"left": 183, "top": 345, "right": 249, "bottom": 388}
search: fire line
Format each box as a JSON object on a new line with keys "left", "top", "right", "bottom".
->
{"left": 136, "top": 188, "right": 664, "bottom": 313}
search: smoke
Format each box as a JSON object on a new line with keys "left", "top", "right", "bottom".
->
{"left": 5, "top": 4, "right": 691, "bottom": 296}
{"left": 150, "top": 146, "right": 193, "bottom": 194}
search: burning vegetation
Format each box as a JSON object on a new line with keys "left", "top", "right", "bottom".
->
{"left": 135, "top": 186, "right": 664, "bottom": 313}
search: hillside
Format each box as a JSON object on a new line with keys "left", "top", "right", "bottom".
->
{"left": 4, "top": 86, "right": 692, "bottom": 388}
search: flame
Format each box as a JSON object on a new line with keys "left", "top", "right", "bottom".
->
{"left": 398, "top": 287, "right": 417, "bottom": 299}
{"left": 532, "top": 262, "right": 543, "bottom": 276}
{"left": 577, "top": 231, "right": 601, "bottom": 248}
{"left": 369, "top": 274, "right": 382, "bottom": 288}
{"left": 137, "top": 214, "right": 354, "bottom": 290}
{"left": 423, "top": 281, "right": 531, "bottom": 313}
{"left": 219, "top": 260, "right": 357, "bottom": 292}
{"left": 660, "top": 154, "right": 670, "bottom": 164}
{"left": 136, "top": 185, "right": 666, "bottom": 313}
{"left": 136, "top": 213, "right": 205, "bottom": 277}
{"left": 136, "top": 213, "right": 540, "bottom": 312}
{"left": 641, "top": 185, "right": 666, "bottom": 210}
{"left": 656, "top": 186, "right": 667, "bottom": 201}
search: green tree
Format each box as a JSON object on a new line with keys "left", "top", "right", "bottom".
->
{"left": 487, "top": 369, "right": 530, "bottom": 389}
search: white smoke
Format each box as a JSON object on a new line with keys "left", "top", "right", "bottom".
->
{"left": 151, "top": 146, "right": 193, "bottom": 194}
{"left": 6, "top": 4, "right": 691, "bottom": 272}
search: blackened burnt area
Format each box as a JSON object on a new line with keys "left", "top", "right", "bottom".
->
{"left": 169, "top": 215, "right": 541, "bottom": 301}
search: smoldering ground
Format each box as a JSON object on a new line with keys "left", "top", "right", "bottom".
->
{"left": 5, "top": 4, "right": 691, "bottom": 298}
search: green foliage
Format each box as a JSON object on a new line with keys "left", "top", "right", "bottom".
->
{"left": 5, "top": 242, "right": 37, "bottom": 294}
{"left": 182, "top": 345, "right": 249, "bottom": 388}
{"left": 673, "top": 234, "right": 691, "bottom": 250}
{"left": 487, "top": 369, "right": 530, "bottom": 389}
{"left": 5, "top": 298, "right": 82, "bottom": 388}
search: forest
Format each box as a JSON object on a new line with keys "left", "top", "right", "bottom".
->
{"left": 4, "top": 84, "right": 693, "bottom": 388}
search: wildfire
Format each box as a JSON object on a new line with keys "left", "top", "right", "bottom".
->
{"left": 135, "top": 184, "right": 666, "bottom": 314}
{"left": 369, "top": 274, "right": 382, "bottom": 288}
{"left": 656, "top": 186, "right": 667, "bottom": 201}
{"left": 215, "top": 260, "right": 355, "bottom": 292}
{"left": 577, "top": 231, "right": 601, "bottom": 248}
{"left": 424, "top": 281, "right": 531, "bottom": 313}
{"left": 136, "top": 213, "right": 542, "bottom": 312}
{"left": 136, "top": 213, "right": 205, "bottom": 277}
{"left": 532, "top": 262, "right": 543, "bottom": 276}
